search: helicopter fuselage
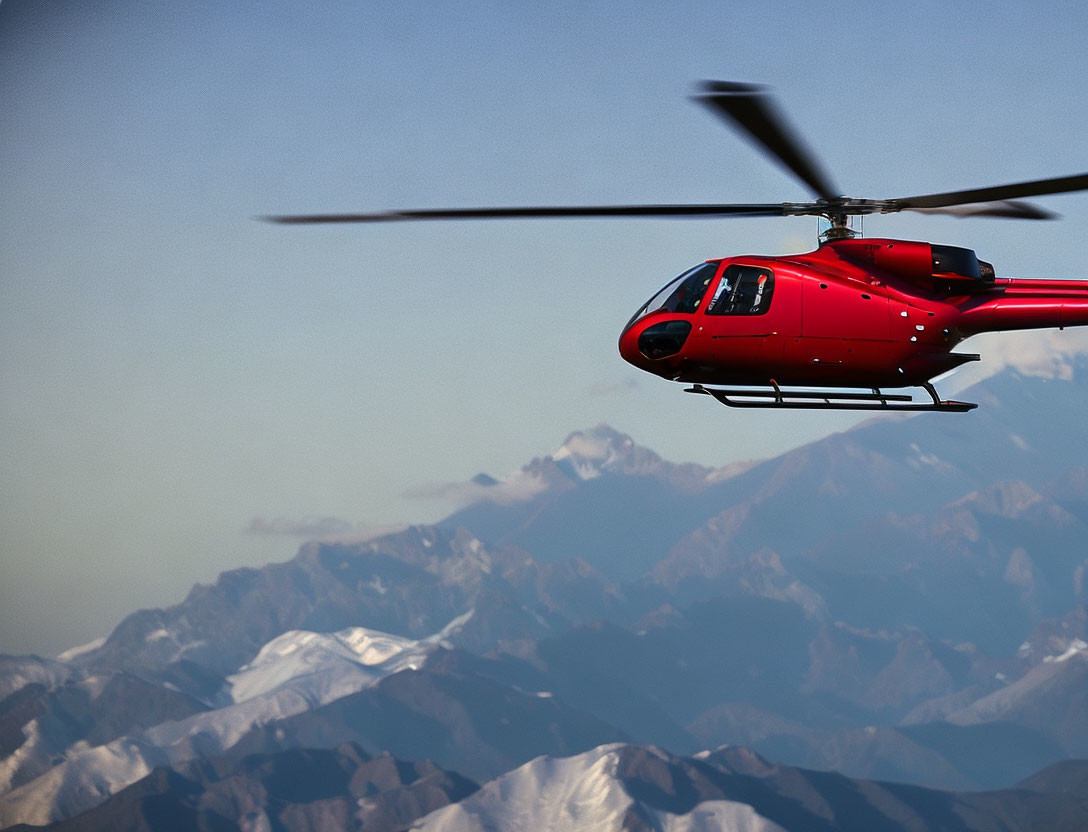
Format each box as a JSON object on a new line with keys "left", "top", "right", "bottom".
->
{"left": 619, "top": 237, "right": 1088, "bottom": 390}
{"left": 268, "top": 80, "right": 1088, "bottom": 411}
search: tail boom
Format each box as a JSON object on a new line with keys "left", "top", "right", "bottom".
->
{"left": 958, "top": 278, "right": 1088, "bottom": 334}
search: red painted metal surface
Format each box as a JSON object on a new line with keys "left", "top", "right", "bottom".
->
{"left": 619, "top": 237, "right": 1088, "bottom": 390}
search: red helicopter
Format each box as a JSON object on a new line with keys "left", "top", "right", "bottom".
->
{"left": 268, "top": 82, "right": 1088, "bottom": 411}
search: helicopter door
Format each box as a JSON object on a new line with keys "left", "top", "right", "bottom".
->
{"left": 703, "top": 265, "right": 784, "bottom": 333}
{"left": 698, "top": 265, "right": 795, "bottom": 369}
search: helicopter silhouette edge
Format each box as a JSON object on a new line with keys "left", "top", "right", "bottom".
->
{"left": 266, "top": 81, "right": 1088, "bottom": 412}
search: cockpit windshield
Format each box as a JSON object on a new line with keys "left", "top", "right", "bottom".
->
{"left": 626, "top": 261, "right": 719, "bottom": 329}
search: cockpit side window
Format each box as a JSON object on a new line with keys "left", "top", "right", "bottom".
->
{"left": 663, "top": 262, "right": 717, "bottom": 314}
{"left": 706, "top": 265, "right": 774, "bottom": 316}
{"left": 627, "top": 261, "right": 720, "bottom": 327}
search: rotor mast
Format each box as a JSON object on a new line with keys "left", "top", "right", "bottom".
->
{"left": 821, "top": 206, "right": 858, "bottom": 241}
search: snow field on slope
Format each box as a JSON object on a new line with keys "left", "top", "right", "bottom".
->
{"left": 412, "top": 744, "right": 787, "bottom": 832}
{"left": 414, "top": 744, "right": 634, "bottom": 831}
{"left": 0, "top": 613, "right": 472, "bottom": 828}
{"left": 228, "top": 626, "right": 431, "bottom": 703}
{"left": 0, "top": 737, "right": 157, "bottom": 827}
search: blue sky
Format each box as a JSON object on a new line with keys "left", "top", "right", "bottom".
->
{"left": 3, "top": 0, "right": 1088, "bottom": 655}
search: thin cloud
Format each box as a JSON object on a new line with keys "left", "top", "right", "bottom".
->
{"left": 245, "top": 516, "right": 407, "bottom": 545}
{"left": 588, "top": 377, "right": 641, "bottom": 397}
{"left": 405, "top": 470, "right": 549, "bottom": 508}
{"left": 318, "top": 525, "right": 409, "bottom": 545}
{"left": 246, "top": 516, "right": 355, "bottom": 538}
{"left": 947, "top": 328, "right": 1088, "bottom": 393}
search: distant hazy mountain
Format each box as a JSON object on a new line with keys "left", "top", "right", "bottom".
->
{"left": 6, "top": 363, "right": 1088, "bottom": 827}
{"left": 448, "top": 370, "right": 1088, "bottom": 587}
{"left": 442, "top": 425, "right": 757, "bottom": 580}
{"left": 945, "top": 640, "right": 1088, "bottom": 748}
{"left": 67, "top": 526, "right": 627, "bottom": 683}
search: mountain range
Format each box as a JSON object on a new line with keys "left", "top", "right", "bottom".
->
{"left": 3, "top": 362, "right": 1088, "bottom": 829}
{"left": 11, "top": 743, "right": 1088, "bottom": 832}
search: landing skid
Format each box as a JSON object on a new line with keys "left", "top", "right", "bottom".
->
{"left": 685, "top": 381, "right": 976, "bottom": 412}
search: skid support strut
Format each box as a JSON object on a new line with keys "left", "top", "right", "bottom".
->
{"left": 685, "top": 381, "right": 976, "bottom": 412}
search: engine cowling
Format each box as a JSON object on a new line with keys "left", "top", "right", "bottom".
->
{"left": 828, "top": 238, "right": 995, "bottom": 288}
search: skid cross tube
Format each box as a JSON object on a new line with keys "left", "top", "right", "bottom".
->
{"left": 685, "top": 383, "right": 976, "bottom": 412}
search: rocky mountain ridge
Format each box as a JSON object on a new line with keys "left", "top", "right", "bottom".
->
{"left": 5, "top": 743, "right": 477, "bottom": 832}
{"left": 23, "top": 743, "right": 1088, "bottom": 832}
{"left": 4, "top": 365, "right": 1088, "bottom": 827}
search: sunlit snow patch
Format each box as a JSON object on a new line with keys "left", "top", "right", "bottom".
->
{"left": 1043, "top": 638, "right": 1088, "bottom": 663}
{"left": 0, "top": 656, "right": 75, "bottom": 702}
{"left": 0, "top": 737, "right": 157, "bottom": 828}
{"left": 0, "top": 612, "right": 475, "bottom": 829}
{"left": 55, "top": 637, "right": 106, "bottom": 663}
{"left": 228, "top": 609, "right": 474, "bottom": 704}
{"left": 552, "top": 427, "right": 630, "bottom": 480}
{"left": 412, "top": 744, "right": 786, "bottom": 832}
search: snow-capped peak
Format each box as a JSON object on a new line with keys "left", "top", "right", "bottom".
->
{"left": 551, "top": 425, "right": 664, "bottom": 481}
{"left": 417, "top": 424, "right": 745, "bottom": 510}
{"left": 411, "top": 744, "right": 786, "bottom": 832}
{"left": 413, "top": 744, "right": 631, "bottom": 831}
{"left": 554, "top": 425, "right": 634, "bottom": 464}
{"left": 228, "top": 609, "right": 473, "bottom": 704}
{"left": 0, "top": 613, "right": 475, "bottom": 829}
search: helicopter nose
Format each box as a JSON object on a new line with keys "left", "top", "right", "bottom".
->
{"left": 637, "top": 320, "right": 692, "bottom": 359}
{"left": 619, "top": 318, "right": 692, "bottom": 370}
{"left": 618, "top": 325, "right": 642, "bottom": 369}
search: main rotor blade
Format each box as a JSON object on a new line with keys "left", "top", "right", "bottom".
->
{"left": 888, "top": 172, "right": 1088, "bottom": 211}
{"left": 263, "top": 203, "right": 792, "bottom": 224}
{"left": 902, "top": 200, "right": 1058, "bottom": 220}
{"left": 693, "top": 80, "right": 839, "bottom": 202}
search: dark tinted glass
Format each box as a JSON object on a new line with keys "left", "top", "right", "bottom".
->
{"left": 662, "top": 263, "right": 717, "bottom": 314}
{"left": 931, "top": 244, "right": 982, "bottom": 280}
{"left": 628, "top": 262, "right": 719, "bottom": 328}
{"left": 638, "top": 320, "right": 692, "bottom": 359}
{"left": 706, "top": 265, "right": 774, "bottom": 316}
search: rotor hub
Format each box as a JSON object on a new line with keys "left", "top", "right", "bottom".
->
{"left": 818, "top": 210, "right": 863, "bottom": 242}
